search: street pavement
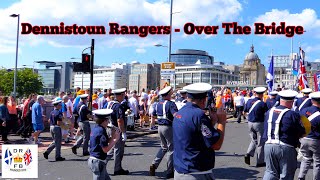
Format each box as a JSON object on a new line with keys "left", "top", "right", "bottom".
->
{"left": 0, "top": 119, "right": 315, "bottom": 179}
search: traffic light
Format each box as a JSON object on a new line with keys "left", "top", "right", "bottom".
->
{"left": 73, "top": 62, "right": 83, "bottom": 72}
{"left": 82, "top": 53, "right": 91, "bottom": 72}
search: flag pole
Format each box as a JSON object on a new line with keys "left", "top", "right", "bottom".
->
{"left": 271, "top": 49, "right": 274, "bottom": 91}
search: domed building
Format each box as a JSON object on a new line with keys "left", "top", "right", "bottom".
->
{"left": 239, "top": 45, "right": 266, "bottom": 86}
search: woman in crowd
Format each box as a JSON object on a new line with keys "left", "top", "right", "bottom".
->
{"left": 7, "top": 96, "right": 18, "bottom": 134}
{"left": 0, "top": 96, "right": 9, "bottom": 143}
{"left": 139, "top": 97, "right": 148, "bottom": 127}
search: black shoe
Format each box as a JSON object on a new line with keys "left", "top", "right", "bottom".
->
{"left": 71, "top": 146, "right": 77, "bottom": 155}
{"left": 43, "top": 152, "right": 48, "bottom": 159}
{"left": 166, "top": 172, "right": 174, "bottom": 179}
{"left": 114, "top": 169, "right": 129, "bottom": 175}
{"left": 256, "top": 162, "right": 266, "bottom": 167}
{"left": 149, "top": 164, "right": 156, "bottom": 176}
{"left": 56, "top": 157, "right": 65, "bottom": 161}
{"left": 83, "top": 152, "right": 90, "bottom": 156}
{"left": 64, "top": 140, "right": 72, "bottom": 143}
{"left": 237, "top": 120, "right": 241, "bottom": 123}
{"left": 244, "top": 154, "right": 250, "bottom": 165}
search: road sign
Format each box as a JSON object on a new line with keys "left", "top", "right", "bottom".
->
{"left": 161, "top": 62, "right": 175, "bottom": 70}
{"left": 161, "top": 74, "right": 174, "bottom": 80}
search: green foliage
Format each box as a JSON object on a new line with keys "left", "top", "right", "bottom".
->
{"left": 0, "top": 68, "right": 43, "bottom": 97}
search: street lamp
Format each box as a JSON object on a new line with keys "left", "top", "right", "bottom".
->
{"left": 168, "top": 0, "right": 173, "bottom": 63}
{"left": 70, "top": 57, "right": 84, "bottom": 89}
{"left": 10, "top": 13, "right": 20, "bottom": 98}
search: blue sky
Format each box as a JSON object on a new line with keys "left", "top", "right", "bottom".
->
{"left": 0, "top": 0, "right": 320, "bottom": 69}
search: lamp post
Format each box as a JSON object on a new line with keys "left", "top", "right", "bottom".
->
{"left": 10, "top": 14, "right": 20, "bottom": 98}
{"left": 168, "top": 0, "right": 173, "bottom": 63}
{"left": 71, "top": 57, "right": 84, "bottom": 89}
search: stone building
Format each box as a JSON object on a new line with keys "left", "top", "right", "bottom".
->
{"left": 239, "top": 45, "right": 266, "bottom": 86}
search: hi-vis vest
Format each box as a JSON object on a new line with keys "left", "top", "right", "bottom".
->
{"left": 266, "top": 107, "right": 291, "bottom": 147}
{"left": 156, "top": 100, "right": 172, "bottom": 122}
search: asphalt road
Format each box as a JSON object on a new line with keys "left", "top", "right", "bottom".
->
{"left": 1, "top": 119, "right": 314, "bottom": 179}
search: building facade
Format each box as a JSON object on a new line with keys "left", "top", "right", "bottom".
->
{"left": 129, "top": 63, "right": 160, "bottom": 92}
{"left": 73, "top": 67, "right": 126, "bottom": 90}
{"left": 239, "top": 45, "right": 266, "bottom": 86}
{"left": 35, "top": 61, "right": 74, "bottom": 94}
{"left": 111, "top": 63, "right": 131, "bottom": 89}
{"left": 171, "top": 49, "right": 214, "bottom": 65}
{"left": 269, "top": 53, "right": 298, "bottom": 90}
{"left": 174, "top": 64, "right": 239, "bottom": 88}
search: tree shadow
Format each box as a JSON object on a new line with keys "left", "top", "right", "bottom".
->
{"left": 213, "top": 167, "right": 260, "bottom": 179}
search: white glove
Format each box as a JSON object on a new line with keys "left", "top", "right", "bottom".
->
{"left": 122, "top": 132, "right": 127, "bottom": 142}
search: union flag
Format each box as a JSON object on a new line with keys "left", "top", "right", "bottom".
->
{"left": 24, "top": 148, "right": 32, "bottom": 166}
{"left": 298, "top": 47, "right": 309, "bottom": 89}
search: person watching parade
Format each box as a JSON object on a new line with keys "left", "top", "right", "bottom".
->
{"left": 243, "top": 87, "right": 268, "bottom": 167}
{"left": 71, "top": 94, "right": 92, "bottom": 156}
{"left": 298, "top": 91, "right": 320, "bottom": 180}
{"left": 263, "top": 90, "right": 305, "bottom": 179}
{"left": 43, "top": 100, "right": 66, "bottom": 161}
{"left": 173, "top": 83, "right": 226, "bottom": 179}
{"left": 149, "top": 86, "right": 178, "bottom": 179}
{"left": 31, "top": 95, "right": 46, "bottom": 145}
{"left": 88, "top": 109, "right": 121, "bottom": 180}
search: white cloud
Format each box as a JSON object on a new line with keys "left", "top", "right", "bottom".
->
{"left": 135, "top": 48, "right": 146, "bottom": 54}
{"left": 0, "top": 0, "right": 243, "bottom": 52}
{"left": 314, "top": 59, "right": 320, "bottom": 62}
{"left": 255, "top": 9, "right": 320, "bottom": 38}
{"left": 235, "top": 38, "right": 244, "bottom": 44}
{"left": 305, "top": 45, "right": 320, "bottom": 53}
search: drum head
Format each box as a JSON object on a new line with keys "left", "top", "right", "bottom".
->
{"left": 301, "top": 116, "right": 311, "bottom": 135}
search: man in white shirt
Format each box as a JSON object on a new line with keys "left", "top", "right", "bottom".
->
{"left": 234, "top": 91, "right": 245, "bottom": 123}
{"left": 129, "top": 90, "right": 139, "bottom": 121}
{"left": 141, "top": 88, "right": 148, "bottom": 104}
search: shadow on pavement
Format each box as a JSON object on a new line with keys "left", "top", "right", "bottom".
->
{"left": 128, "top": 170, "right": 166, "bottom": 179}
{"left": 124, "top": 152, "right": 144, "bottom": 156}
{"left": 127, "top": 138, "right": 161, "bottom": 148}
{"left": 216, "top": 151, "right": 244, "bottom": 157}
{"left": 213, "top": 167, "right": 260, "bottom": 179}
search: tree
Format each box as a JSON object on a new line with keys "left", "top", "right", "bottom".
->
{"left": 0, "top": 68, "right": 43, "bottom": 97}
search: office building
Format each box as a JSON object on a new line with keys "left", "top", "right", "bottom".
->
{"left": 129, "top": 63, "right": 161, "bottom": 92}
{"left": 171, "top": 49, "right": 214, "bottom": 65}
{"left": 73, "top": 67, "right": 127, "bottom": 90}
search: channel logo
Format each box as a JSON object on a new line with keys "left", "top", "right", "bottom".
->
{"left": 1, "top": 145, "right": 38, "bottom": 179}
